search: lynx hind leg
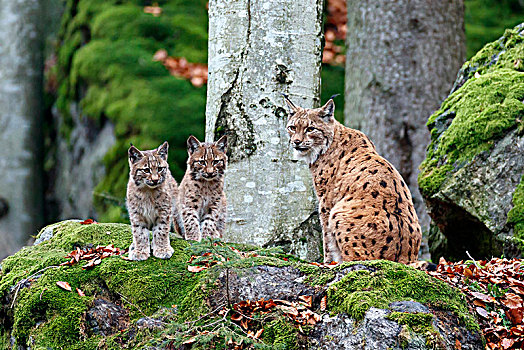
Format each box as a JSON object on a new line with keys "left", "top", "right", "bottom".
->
{"left": 172, "top": 199, "right": 185, "bottom": 237}
{"left": 129, "top": 223, "right": 151, "bottom": 261}
{"left": 329, "top": 200, "right": 392, "bottom": 262}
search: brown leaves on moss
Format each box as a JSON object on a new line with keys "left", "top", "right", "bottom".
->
{"left": 428, "top": 257, "right": 524, "bottom": 349}
{"left": 60, "top": 244, "right": 127, "bottom": 269}
{"left": 323, "top": 0, "right": 346, "bottom": 65}
{"left": 153, "top": 49, "right": 208, "bottom": 87}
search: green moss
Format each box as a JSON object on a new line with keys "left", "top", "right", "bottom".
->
{"left": 0, "top": 221, "right": 199, "bottom": 348}
{"left": 508, "top": 176, "right": 524, "bottom": 244}
{"left": 261, "top": 318, "right": 299, "bottom": 350}
{"left": 327, "top": 260, "right": 478, "bottom": 331}
{"left": 53, "top": 0, "right": 208, "bottom": 222}
{"left": 387, "top": 312, "right": 434, "bottom": 334}
{"left": 419, "top": 69, "right": 524, "bottom": 197}
{"left": 419, "top": 25, "right": 524, "bottom": 198}
{"left": 1, "top": 223, "right": 479, "bottom": 348}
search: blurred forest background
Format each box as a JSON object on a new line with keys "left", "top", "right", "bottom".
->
{"left": 0, "top": 0, "right": 523, "bottom": 260}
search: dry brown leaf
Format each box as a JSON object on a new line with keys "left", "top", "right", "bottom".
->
{"left": 187, "top": 265, "right": 207, "bottom": 273}
{"left": 56, "top": 281, "right": 72, "bottom": 291}
{"left": 76, "top": 288, "right": 85, "bottom": 297}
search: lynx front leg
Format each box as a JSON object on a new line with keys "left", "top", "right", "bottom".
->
{"left": 172, "top": 199, "right": 185, "bottom": 237}
{"left": 152, "top": 213, "right": 174, "bottom": 259}
{"left": 320, "top": 206, "right": 341, "bottom": 263}
{"left": 201, "top": 204, "right": 224, "bottom": 239}
{"left": 182, "top": 206, "right": 202, "bottom": 241}
{"left": 129, "top": 222, "right": 151, "bottom": 261}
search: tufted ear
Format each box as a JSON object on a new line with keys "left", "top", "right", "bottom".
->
{"left": 215, "top": 135, "right": 227, "bottom": 153}
{"left": 281, "top": 93, "right": 299, "bottom": 115}
{"left": 128, "top": 144, "right": 143, "bottom": 164}
{"left": 157, "top": 141, "right": 169, "bottom": 160}
{"left": 187, "top": 135, "right": 201, "bottom": 155}
{"left": 319, "top": 99, "right": 335, "bottom": 122}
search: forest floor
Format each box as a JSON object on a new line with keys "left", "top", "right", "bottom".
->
{"left": 427, "top": 257, "right": 524, "bottom": 349}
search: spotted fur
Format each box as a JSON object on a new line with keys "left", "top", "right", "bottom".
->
{"left": 126, "top": 142, "right": 183, "bottom": 260}
{"left": 178, "top": 135, "right": 227, "bottom": 241}
{"left": 284, "top": 95, "right": 421, "bottom": 263}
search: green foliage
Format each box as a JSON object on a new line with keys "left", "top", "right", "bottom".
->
{"left": 327, "top": 260, "right": 478, "bottom": 331}
{"left": 465, "top": 0, "right": 524, "bottom": 58}
{"left": 320, "top": 64, "right": 345, "bottom": 123}
{"left": 55, "top": 0, "right": 208, "bottom": 222}
{"left": 419, "top": 26, "right": 524, "bottom": 197}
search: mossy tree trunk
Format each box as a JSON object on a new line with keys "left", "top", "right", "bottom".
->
{"left": 0, "top": 0, "right": 45, "bottom": 259}
{"left": 344, "top": 0, "right": 466, "bottom": 234}
{"left": 206, "top": 0, "right": 323, "bottom": 260}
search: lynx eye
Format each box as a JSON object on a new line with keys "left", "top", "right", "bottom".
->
{"left": 158, "top": 167, "right": 166, "bottom": 173}
{"left": 305, "top": 126, "right": 315, "bottom": 133}
{"left": 198, "top": 160, "right": 206, "bottom": 166}
{"left": 287, "top": 125, "right": 296, "bottom": 132}
{"left": 141, "top": 168, "right": 150, "bottom": 173}
{"left": 213, "top": 160, "right": 223, "bottom": 165}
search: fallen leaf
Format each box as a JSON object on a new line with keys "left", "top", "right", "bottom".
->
{"left": 187, "top": 265, "right": 206, "bottom": 273}
{"left": 476, "top": 306, "right": 488, "bottom": 318}
{"left": 182, "top": 337, "right": 196, "bottom": 345}
{"left": 76, "top": 288, "right": 85, "bottom": 297}
{"left": 298, "top": 295, "right": 313, "bottom": 308}
{"left": 80, "top": 219, "right": 97, "bottom": 225}
{"left": 254, "top": 328, "right": 263, "bottom": 339}
{"left": 320, "top": 295, "right": 327, "bottom": 311}
{"left": 501, "top": 293, "right": 523, "bottom": 308}
{"left": 56, "top": 281, "right": 72, "bottom": 291}
{"left": 455, "top": 338, "right": 461, "bottom": 349}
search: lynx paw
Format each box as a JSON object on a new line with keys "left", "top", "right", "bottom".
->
{"left": 153, "top": 245, "right": 174, "bottom": 259}
{"left": 128, "top": 244, "right": 150, "bottom": 261}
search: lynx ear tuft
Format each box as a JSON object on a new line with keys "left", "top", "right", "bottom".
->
{"left": 319, "top": 99, "right": 335, "bottom": 122}
{"left": 281, "top": 93, "right": 299, "bottom": 114}
{"left": 128, "top": 145, "right": 143, "bottom": 164}
{"left": 157, "top": 141, "right": 169, "bottom": 160}
{"left": 187, "top": 135, "right": 201, "bottom": 154}
{"left": 215, "top": 135, "right": 227, "bottom": 153}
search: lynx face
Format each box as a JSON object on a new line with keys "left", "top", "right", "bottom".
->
{"left": 285, "top": 97, "right": 336, "bottom": 164}
{"left": 187, "top": 135, "right": 227, "bottom": 181}
{"left": 128, "top": 142, "right": 169, "bottom": 188}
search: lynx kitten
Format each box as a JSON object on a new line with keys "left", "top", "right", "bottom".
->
{"left": 126, "top": 142, "right": 183, "bottom": 260}
{"left": 283, "top": 95, "right": 421, "bottom": 263}
{"left": 178, "top": 135, "right": 227, "bottom": 241}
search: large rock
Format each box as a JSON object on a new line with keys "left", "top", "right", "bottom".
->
{"left": 418, "top": 24, "right": 524, "bottom": 260}
{"left": 0, "top": 221, "right": 481, "bottom": 349}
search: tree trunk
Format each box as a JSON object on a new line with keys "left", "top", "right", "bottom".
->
{"left": 206, "top": 0, "right": 324, "bottom": 260}
{"left": 344, "top": 0, "right": 465, "bottom": 237}
{"left": 0, "top": 0, "right": 45, "bottom": 258}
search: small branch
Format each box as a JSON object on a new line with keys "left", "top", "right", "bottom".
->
{"left": 10, "top": 265, "right": 60, "bottom": 308}
{"left": 466, "top": 251, "right": 482, "bottom": 269}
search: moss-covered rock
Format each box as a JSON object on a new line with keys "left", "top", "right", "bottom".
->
{"left": 0, "top": 221, "right": 481, "bottom": 349}
{"left": 418, "top": 24, "right": 524, "bottom": 260}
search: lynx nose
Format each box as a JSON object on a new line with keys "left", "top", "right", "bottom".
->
{"left": 293, "top": 139, "right": 302, "bottom": 146}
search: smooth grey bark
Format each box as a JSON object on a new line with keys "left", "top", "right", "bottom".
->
{"left": 206, "top": 0, "right": 324, "bottom": 260}
{"left": 0, "top": 0, "right": 45, "bottom": 258}
{"left": 344, "top": 1, "right": 465, "bottom": 236}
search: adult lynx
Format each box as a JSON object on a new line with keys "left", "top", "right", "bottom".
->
{"left": 283, "top": 95, "right": 421, "bottom": 263}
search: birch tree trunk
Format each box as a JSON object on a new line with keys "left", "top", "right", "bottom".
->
{"left": 344, "top": 0, "right": 465, "bottom": 235}
{"left": 0, "top": 0, "right": 45, "bottom": 258}
{"left": 206, "top": 0, "right": 324, "bottom": 260}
